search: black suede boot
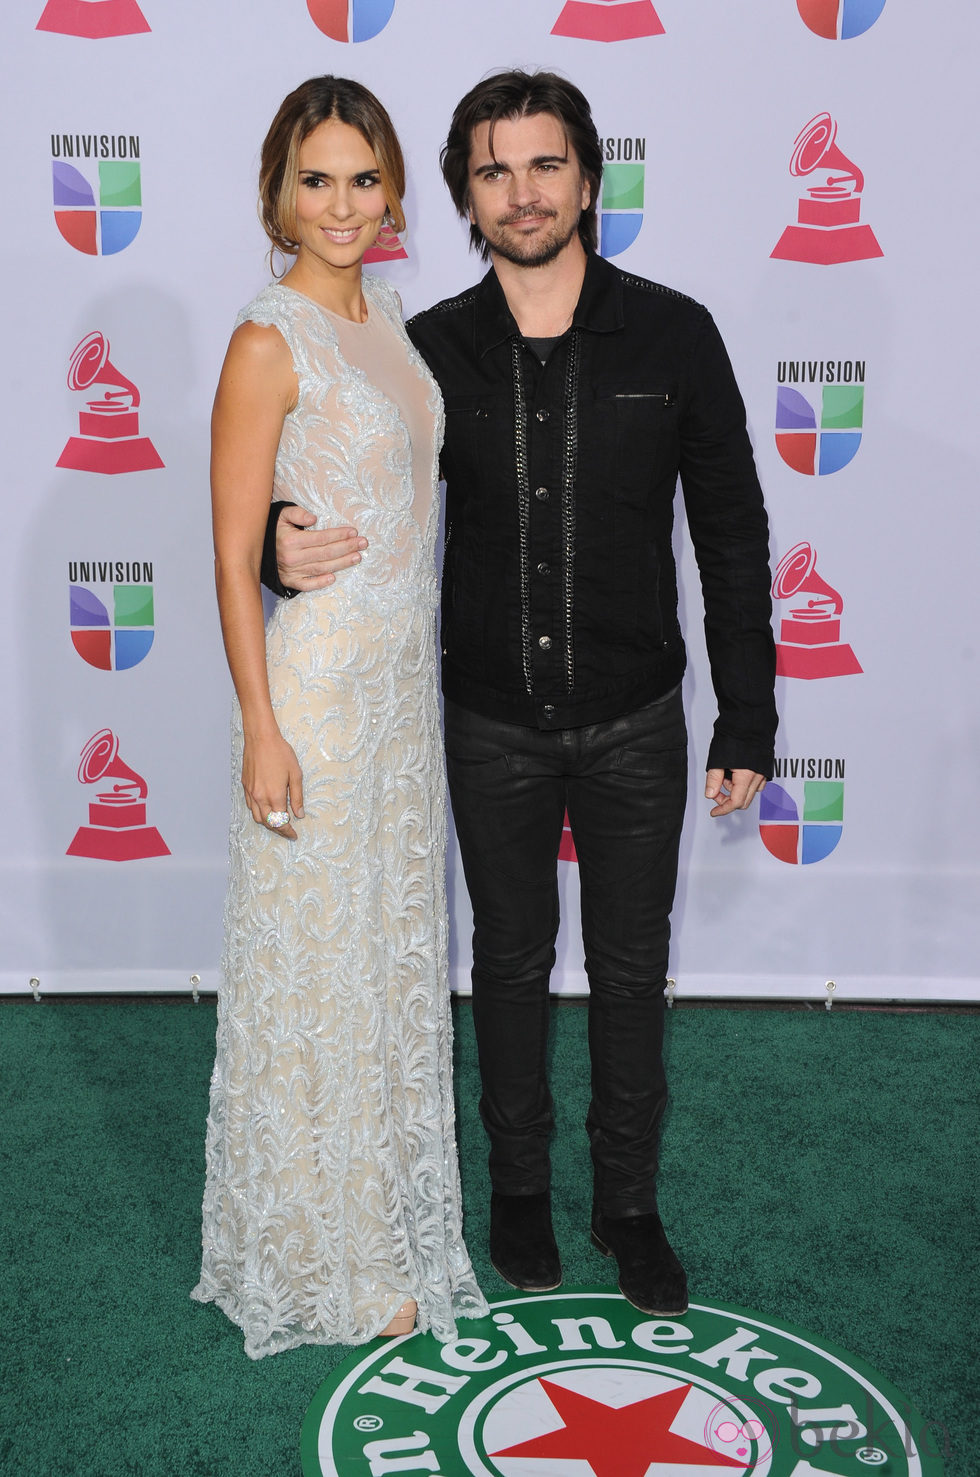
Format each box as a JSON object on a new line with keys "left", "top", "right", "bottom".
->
{"left": 591, "top": 1209, "right": 688, "bottom": 1315}
{"left": 490, "top": 1191, "right": 562, "bottom": 1291}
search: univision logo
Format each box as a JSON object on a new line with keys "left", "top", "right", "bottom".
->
{"left": 69, "top": 562, "right": 154, "bottom": 671}
{"left": 776, "top": 359, "right": 864, "bottom": 475}
{"left": 51, "top": 133, "right": 141, "bottom": 255}
{"left": 600, "top": 136, "right": 645, "bottom": 258}
{"left": 797, "top": 0, "right": 887, "bottom": 40}
{"left": 552, "top": 0, "right": 665, "bottom": 42}
{"left": 760, "top": 758, "right": 845, "bottom": 865}
{"left": 307, "top": 0, "right": 394, "bottom": 41}
{"left": 37, "top": 0, "right": 150, "bottom": 38}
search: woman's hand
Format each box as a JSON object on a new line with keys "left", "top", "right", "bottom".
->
{"left": 242, "top": 730, "right": 305, "bottom": 840}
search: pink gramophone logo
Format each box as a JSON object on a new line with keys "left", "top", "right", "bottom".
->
{"left": 364, "top": 222, "right": 407, "bottom": 263}
{"left": 37, "top": 0, "right": 150, "bottom": 38}
{"left": 772, "top": 542, "right": 862, "bottom": 679}
{"left": 771, "top": 112, "right": 883, "bottom": 264}
{"left": 552, "top": 0, "right": 664, "bottom": 42}
{"left": 559, "top": 809, "right": 578, "bottom": 862}
{"left": 67, "top": 728, "right": 169, "bottom": 861}
{"left": 57, "top": 331, "right": 163, "bottom": 474}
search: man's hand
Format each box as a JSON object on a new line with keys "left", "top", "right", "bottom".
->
{"left": 276, "top": 503, "right": 368, "bottom": 590}
{"left": 705, "top": 768, "right": 767, "bottom": 818}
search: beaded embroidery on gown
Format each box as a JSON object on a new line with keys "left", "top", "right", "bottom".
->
{"left": 191, "top": 276, "right": 487, "bottom": 1358}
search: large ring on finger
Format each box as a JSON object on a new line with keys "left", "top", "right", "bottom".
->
{"left": 265, "top": 810, "right": 290, "bottom": 829}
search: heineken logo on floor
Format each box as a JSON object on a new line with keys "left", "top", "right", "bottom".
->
{"left": 301, "top": 1289, "right": 944, "bottom": 1474}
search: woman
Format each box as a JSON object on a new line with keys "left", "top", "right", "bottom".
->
{"left": 191, "top": 76, "right": 486, "bottom": 1358}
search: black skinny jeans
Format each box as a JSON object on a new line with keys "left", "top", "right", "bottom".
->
{"left": 444, "top": 687, "right": 688, "bottom": 1218}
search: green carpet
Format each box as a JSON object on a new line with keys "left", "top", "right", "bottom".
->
{"left": 1, "top": 998, "right": 976, "bottom": 1475}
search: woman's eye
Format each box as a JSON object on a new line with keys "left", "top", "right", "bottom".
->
{"left": 300, "top": 175, "right": 324, "bottom": 189}
{"left": 355, "top": 175, "right": 380, "bottom": 189}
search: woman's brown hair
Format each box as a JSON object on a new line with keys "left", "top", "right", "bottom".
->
{"left": 259, "top": 76, "right": 406, "bottom": 259}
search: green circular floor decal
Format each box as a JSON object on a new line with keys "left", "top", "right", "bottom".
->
{"left": 300, "top": 1289, "right": 944, "bottom": 1475}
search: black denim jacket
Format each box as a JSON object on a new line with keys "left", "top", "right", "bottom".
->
{"left": 408, "top": 253, "right": 777, "bottom": 776}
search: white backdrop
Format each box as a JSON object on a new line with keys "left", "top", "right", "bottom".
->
{"left": 2, "top": 0, "right": 977, "bottom": 1003}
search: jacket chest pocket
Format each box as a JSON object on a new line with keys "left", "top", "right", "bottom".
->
{"left": 442, "top": 394, "right": 511, "bottom": 486}
{"left": 590, "top": 384, "right": 680, "bottom": 503}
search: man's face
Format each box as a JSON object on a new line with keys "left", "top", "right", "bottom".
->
{"left": 466, "top": 111, "right": 591, "bottom": 268}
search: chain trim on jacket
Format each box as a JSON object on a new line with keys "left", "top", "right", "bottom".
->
{"left": 560, "top": 329, "right": 580, "bottom": 694}
{"left": 510, "top": 340, "right": 534, "bottom": 697}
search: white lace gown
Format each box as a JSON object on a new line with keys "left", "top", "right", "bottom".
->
{"left": 191, "top": 277, "right": 487, "bottom": 1358}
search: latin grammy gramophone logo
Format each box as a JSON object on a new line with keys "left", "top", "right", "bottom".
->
{"left": 797, "top": 0, "right": 887, "bottom": 41}
{"left": 37, "top": 0, "right": 150, "bottom": 38}
{"left": 364, "top": 223, "right": 407, "bottom": 263}
{"left": 306, "top": 0, "right": 394, "bottom": 42}
{"left": 57, "top": 332, "right": 163, "bottom": 474}
{"left": 67, "top": 728, "right": 169, "bottom": 861}
{"left": 771, "top": 112, "right": 882, "bottom": 265}
{"left": 552, "top": 0, "right": 664, "bottom": 41}
{"left": 772, "top": 542, "right": 862, "bottom": 679}
{"left": 559, "top": 810, "right": 578, "bottom": 862}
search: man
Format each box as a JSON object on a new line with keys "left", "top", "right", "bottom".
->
{"left": 263, "top": 71, "right": 777, "bottom": 1317}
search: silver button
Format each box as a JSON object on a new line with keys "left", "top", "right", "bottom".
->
{"left": 538, "top": 635, "right": 552, "bottom": 650}
{"left": 543, "top": 704, "right": 556, "bottom": 716}
{"left": 536, "top": 409, "right": 550, "bottom": 422}
{"left": 535, "top": 487, "right": 549, "bottom": 501}
{"left": 537, "top": 562, "right": 551, "bottom": 575}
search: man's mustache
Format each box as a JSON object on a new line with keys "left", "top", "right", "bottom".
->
{"left": 497, "top": 208, "right": 558, "bottom": 226}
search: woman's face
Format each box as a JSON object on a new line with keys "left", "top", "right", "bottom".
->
{"left": 292, "top": 118, "right": 387, "bottom": 273}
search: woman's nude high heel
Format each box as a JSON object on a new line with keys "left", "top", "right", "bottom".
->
{"left": 380, "top": 1299, "right": 417, "bottom": 1337}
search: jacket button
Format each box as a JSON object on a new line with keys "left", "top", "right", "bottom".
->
{"left": 538, "top": 635, "right": 552, "bottom": 650}
{"left": 535, "top": 487, "right": 549, "bottom": 501}
{"left": 537, "top": 562, "right": 551, "bottom": 575}
{"left": 543, "top": 705, "right": 556, "bottom": 717}
{"left": 536, "top": 409, "right": 550, "bottom": 422}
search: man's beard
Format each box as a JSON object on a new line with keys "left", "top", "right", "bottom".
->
{"left": 482, "top": 210, "right": 580, "bottom": 268}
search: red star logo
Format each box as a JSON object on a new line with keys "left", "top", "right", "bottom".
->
{"left": 491, "top": 1379, "right": 749, "bottom": 1476}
